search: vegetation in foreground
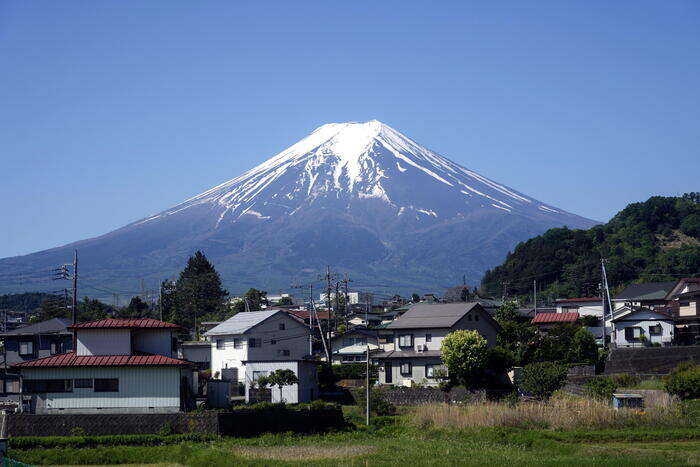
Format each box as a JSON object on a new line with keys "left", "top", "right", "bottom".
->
{"left": 13, "top": 400, "right": 700, "bottom": 466}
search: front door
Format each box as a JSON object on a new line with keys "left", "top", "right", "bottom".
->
{"left": 384, "top": 361, "right": 392, "bottom": 383}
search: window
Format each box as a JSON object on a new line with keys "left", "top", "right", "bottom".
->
{"left": 252, "top": 371, "right": 268, "bottom": 381}
{"left": 23, "top": 379, "right": 72, "bottom": 393}
{"left": 680, "top": 301, "right": 690, "bottom": 307}
{"left": 74, "top": 378, "right": 93, "bottom": 389}
{"left": 94, "top": 378, "right": 119, "bottom": 392}
{"left": 625, "top": 327, "right": 642, "bottom": 341}
{"left": 475, "top": 314, "right": 479, "bottom": 321}
{"left": 249, "top": 338, "right": 261, "bottom": 348}
{"left": 278, "top": 349, "right": 290, "bottom": 356}
{"left": 425, "top": 334, "right": 432, "bottom": 342}
{"left": 216, "top": 339, "right": 224, "bottom": 350}
{"left": 50, "top": 340, "right": 64, "bottom": 355}
{"left": 233, "top": 338, "right": 243, "bottom": 349}
{"left": 426, "top": 364, "right": 435, "bottom": 378}
{"left": 270, "top": 339, "right": 277, "bottom": 345}
{"left": 385, "top": 362, "right": 392, "bottom": 383}
{"left": 398, "top": 334, "right": 413, "bottom": 348}
{"left": 19, "top": 340, "right": 34, "bottom": 356}
{"left": 279, "top": 323, "right": 286, "bottom": 330}
{"left": 400, "top": 362, "right": 412, "bottom": 376}
{"left": 649, "top": 324, "right": 663, "bottom": 336}
{"left": 378, "top": 336, "right": 388, "bottom": 344}
{"left": 467, "top": 314, "right": 472, "bottom": 321}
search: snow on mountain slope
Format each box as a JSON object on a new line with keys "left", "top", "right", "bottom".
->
{"left": 138, "top": 120, "right": 574, "bottom": 228}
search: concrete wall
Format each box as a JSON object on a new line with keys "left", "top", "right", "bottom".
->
{"left": 22, "top": 366, "right": 182, "bottom": 413}
{"left": 133, "top": 329, "right": 173, "bottom": 357}
{"left": 605, "top": 345, "right": 700, "bottom": 375}
{"left": 211, "top": 313, "right": 309, "bottom": 382}
{"left": 244, "top": 361, "right": 318, "bottom": 403}
{"left": 77, "top": 329, "right": 131, "bottom": 356}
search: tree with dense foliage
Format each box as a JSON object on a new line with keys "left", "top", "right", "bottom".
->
{"left": 521, "top": 362, "right": 568, "bottom": 399}
{"left": 163, "top": 251, "right": 228, "bottom": 332}
{"left": 232, "top": 288, "right": 268, "bottom": 313}
{"left": 495, "top": 301, "right": 519, "bottom": 323}
{"left": 0, "top": 292, "right": 53, "bottom": 314}
{"left": 568, "top": 327, "right": 599, "bottom": 365}
{"left": 584, "top": 376, "right": 617, "bottom": 401}
{"left": 480, "top": 194, "right": 700, "bottom": 300}
{"left": 664, "top": 361, "right": 700, "bottom": 400}
{"left": 77, "top": 297, "right": 114, "bottom": 322}
{"left": 441, "top": 330, "right": 488, "bottom": 387}
{"left": 116, "top": 297, "right": 153, "bottom": 319}
{"left": 277, "top": 296, "right": 293, "bottom": 306}
{"left": 411, "top": 293, "right": 420, "bottom": 303}
{"left": 257, "top": 369, "right": 299, "bottom": 402}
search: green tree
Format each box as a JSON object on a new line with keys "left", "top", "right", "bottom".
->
{"left": 169, "top": 251, "right": 229, "bottom": 333}
{"left": 257, "top": 369, "right": 299, "bottom": 402}
{"left": 232, "top": 288, "right": 268, "bottom": 313}
{"left": 441, "top": 330, "right": 488, "bottom": 387}
{"left": 411, "top": 293, "right": 420, "bottom": 303}
{"left": 277, "top": 296, "right": 293, "bottom": 306}
{"left": 77, "top": 297, "right": 113, "bottom": 322}
{"left": 569, "top": 327, "right": 598, "bottom": 364}
{"left": 495, "top": 301, "right": 519, "bottom": 323}
{"left": 116, "top": 296, "right": 152, "bottom": 319}
{"left": 521, "top": 362, "right": 568, "bottom": 399}
{"left": 32, "top": 297, "right": 70, "bottom": 323}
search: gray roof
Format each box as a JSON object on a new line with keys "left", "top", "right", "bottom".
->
{"left": 386, "top": 303, "right": 480, "bottom": 329}
{"left": 0, "top": 318, "right": 71, "bottom": 337}
{"left": 204, "top": 310, "right": 281, "bottom": 336}
{"left": 372, "top": 350, "right": 442, "bottom": 359}
{"left": 614, "top": 282, "right": 677, "bottom": 301}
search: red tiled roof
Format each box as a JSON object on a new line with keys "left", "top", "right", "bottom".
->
{"left": 13, "top": 352, "right": 190, "bottom": 368}
{"left": 531, "top": 312, "right": 579, "bottom": 324}
{"left": 68, "top": 318, "right": 182, "bottom": 330}
{"left": 554, "top": 297, "right": 601, "bottom": 303}
{"left": 286, "top": 310, "right": 331, "bottom": 320}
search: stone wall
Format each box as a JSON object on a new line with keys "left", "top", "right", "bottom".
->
{"left": 605, "top": 346, "right": 700, "bottom": 375}
{"left": 381, "top": 387, "right": 486, "bottom": 405}
{"left": 6, "top": 413, "right": 218, "bottom": 437}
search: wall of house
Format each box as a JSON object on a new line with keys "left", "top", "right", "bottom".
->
{"left": 3, "top": 334, "right": 73, "bottom": 366}
{"left": 77, "top": 329, "right": 131, "bottom": 356}
{"left": 331, "top": 333, "right": 379, "bottom": 363}
{"left": 21, "top": 366, "right": 182, "bottom": 413}
{"left": 378, "top": 357, "right": 444, "bottom": 387}
{"left": 210, "top": 313, "right": 309, "bottom": 382}
{"left": 613, "top": 315, "right": 674, "bottom": 347}
{"left": 132, "top": 329, "right": 173, "bottom": 357}
{"left": 678, "top": 300, "right": 698, "bottom": 317}
{"left": 243, "top": 361, "right": 318, "bottom": 403}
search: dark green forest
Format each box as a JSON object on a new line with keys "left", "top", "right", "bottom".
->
{"left": 480, "top": 193, "right": 700, "bottom": 301}
{"left": 0, "top": 292, "right": 53, "bottom": 313}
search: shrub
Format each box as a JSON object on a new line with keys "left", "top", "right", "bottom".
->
{"left": 332, "top": 363, "right": 378, "bottom": 382}
{"left": 520, "top": 362, "right": 568, "bottom": 400}
{"left": 664, "top": 362, "right": 700, "bottom": 400}
{"left": 441, "top": 330, "right": 488, "bottom": 387}
{"left": 10, "top": 433, "right": 216, "bottom": 450}
{"left": 353, "top": 387, "right": 396, "bottom": 416}
{"left": 69, "top": 426, "right": 87, "bottom": 437}
{"left": 584, "top": 376, "right": 617, "bottom": 401}
{"left": 157, "top": 423, "right": 173, "bottom": 436}
{"left": 611, "top": 373, "right": 641, "bottom": 388}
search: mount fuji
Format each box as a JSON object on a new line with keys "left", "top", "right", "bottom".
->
{"left": 1, "top": 121, "right": 596, "bottom": 296}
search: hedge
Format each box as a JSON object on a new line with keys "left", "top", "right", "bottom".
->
{"left": 11, "top": 433, "right": 217, "bottom": 450}
{"left": 219, "top": 401, "right": 347, "bottom": 436}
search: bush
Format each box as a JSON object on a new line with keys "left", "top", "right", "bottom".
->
{"left": 353, "top": 387, "right": 396, "bottom": 416}
{"left": 520, "top": 362, "right": 568, "bottom": 400}
{"left": 584, "top": 376, "right": 617, "bottom": 401}
{"left": 332, "top": 363, "right": 378, "bottom": 382}
{"left": 10, "top": 433, "right": 216, "bottom": 450}
{"left": 441, "top": 330, "right": 488, "bottom": 387}
{"left": 664, "top": 362, "right": 700, "bottom": 400}
{"left": 611, "top": 373, "right": 641, "bottom": 388}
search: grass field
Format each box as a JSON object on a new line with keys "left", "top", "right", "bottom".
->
{"left": 12, "top": 402, "right": 700, "bottom": 466}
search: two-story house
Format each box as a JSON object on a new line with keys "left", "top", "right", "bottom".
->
{"left": 373, "top": 303, "right": 500, "bottom": 387}
{"left": 665, "top": 277, "right": 700, "bottom": 345}
{"left": 14, "top": 318, "right": 192, "bottom": 414}
{"left": 205, "top": 310, "right": 310, "bottom": 384}
{"left": 0, "top": 318, "right": 73, "bottom": 397}
{"left": 329, "top": 327, "right": 382, "bottom": 364}
{"left": 610, "top": 306, "right": 675, "bottom": 347}
{"left": 612, "top": 281, "right": 677, "bottom": 311}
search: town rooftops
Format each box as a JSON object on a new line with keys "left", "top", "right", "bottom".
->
{"left": 13, "top": 352, "right": 190, "bottom": 368}
{"left": 531, "top": 311, "right": 579, "bottom": 324}
{"left": 554, "top": 297, "right": 601, "bottom": 303}
{"left": 613, "top": 281, "right": 677, "bottom": 301}
{"left": 68, "top": 318, "right": 182, "bottom": 330}
{"left": 0, "top": 317, "right": 71, "bottom": 337}
{"left": 665, "top": 277, "right": 700, "bottom": 300}
{"left": 285, "top": 309, "right": 331, "bottom": 321}
{"left": 610, "top": 307, "right": 673, "bottom": 322}
{"left": 205, "top": 310, "right": 284, "bottom": 336}
{"left": 386, "top": 303, "right": 483, "bottom": 329}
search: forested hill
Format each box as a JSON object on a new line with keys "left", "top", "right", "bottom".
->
{"left": 480, "top": 193, "right": 700, "bottom": 300}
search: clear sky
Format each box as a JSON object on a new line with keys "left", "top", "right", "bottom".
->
{"left": 1, "top": 1, "right": 698, "bottom": 259}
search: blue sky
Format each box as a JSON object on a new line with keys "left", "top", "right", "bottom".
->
{"left": 1, "top": 1, "right": 698, "bottom": 259}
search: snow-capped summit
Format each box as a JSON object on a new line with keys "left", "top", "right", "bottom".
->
{"left": 0, "top": 121, "right": 596, "bottom": 296}
{"left": 143, "top": 121, "right": 571, "bottom": 228}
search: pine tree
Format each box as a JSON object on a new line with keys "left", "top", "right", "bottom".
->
{"left": 169, "top": 251, "right": 228, "bottom": 333}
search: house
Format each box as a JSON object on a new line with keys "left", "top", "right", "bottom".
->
{"left": 330, "top": 327, "right": 381, "bottom": 364}
{"left": 14, "top": 318, "right": 192, "bottom": 414}
{"left": 372, "top": 303, "right": 500, "bottom": 387}
{"left": 244, "top": 359, "right": 318, "bottom": 403}
{"left": 178, "top": 341, "right": 211, "bottom": 371}
{"left": 531, "top": 311, "right": 579, "bottom": 331}
{"left": 0, "top": 318, "right": 73, "bottom": 397}
{"left": 554, "top": 298, "right": 604, "bottom": 317}
{"left": 205, "top": 310, "right": 310, "bottom": 384}
{"left": 610, "top": 306, "right": 674, "bottom": 347}
{"left": 319, "top": 291, "right": 374, "bottom": 306}
{"left": 664, "top": 278, "right": 700, "bottom": 345}
{"left": 613, "top": 281, "right": 677, "bottom": 311}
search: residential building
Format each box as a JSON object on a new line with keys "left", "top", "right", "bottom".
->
{"left": 0, "top": 318, "right": 73, "bottom": 396}
{"left": 664, "top": 278, "right": 700, "bottom": 345}
{"left": 244, "top": 359, "right": 318, "bottom": 403}
{"left": 14, "top": 318, "right": 192, "bottom": 414}
{"left": 610, "top": 306, "right": 674, "bottom": 348}
{"left": 373, "top": 303, "right": 500, "bottom": 387}
{"left": 612, "top": 281, "right": 677, "bottom": 311}
{"left": 531, "top": 311, "right": 579, "bottom": 331}
{"left": 554, "top": 298, "right": 604, "bottom": 317}
{"left": 178, "top": 341, "right": 211, "bottom": 371}
{"left": 205, "top": 310, "right": 310, "bottom": 384}
{"left": 319, "top": 291, "right": 374, "bottom": 306}
{"left": 266, "top": 293, "right": 304, "bottom": 306}
{"left": 330, "top": 328, "right": 381, "bottom": 364}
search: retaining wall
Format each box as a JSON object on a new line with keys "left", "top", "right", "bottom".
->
{"left": 604, "top": 346, "right": 700, "bottom": 375}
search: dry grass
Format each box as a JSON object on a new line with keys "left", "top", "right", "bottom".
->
{"left": 234, "top": 445, "right": 375, "bottom": 460}
{"left": 412, "top": 398, "right": 687, "bottom": 430}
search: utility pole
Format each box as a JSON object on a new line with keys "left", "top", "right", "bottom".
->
{"left": 292, "top": 282, "right": 317, "bottom": 357}
{"left": 320, "top": 266, "right": 337, "bottom": 356}
{"left": 365, "top": 343, "right": 370, "bottom": 426}
{"left": 502, "top": 281, "right": 510, "bottom": 302}
{"left": 601, "top": 258, "right": 613, "bottom": 348}
{"left": 342, "top": 274, "right": 351, "bottom": 329}
{"left": 533, "top": 279, "right": 537, "bottom": 314}
{"left": 158, "top": 281, "right": 163, "bottom": 321}
{"left": 334, "top": 281, "right": 340, "bottom": 333}
{"left": 72, "top": 250, "right": 78, "bottom": 325}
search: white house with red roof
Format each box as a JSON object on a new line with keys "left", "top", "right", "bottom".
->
{"left": 14, "top": 318, "right": 193, "bottom": 414}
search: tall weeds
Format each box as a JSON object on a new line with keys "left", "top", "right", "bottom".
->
{"left": 412, "top": 398, "right": 687, "bottom": 430}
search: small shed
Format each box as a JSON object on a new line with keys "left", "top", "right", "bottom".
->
{"left": 612, "top": 393, "right": 644, "bottom": 409}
